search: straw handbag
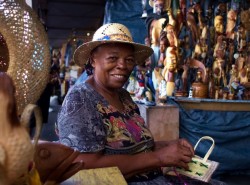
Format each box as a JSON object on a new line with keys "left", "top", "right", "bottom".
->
{"left": 173, "top": 136, "right": 219, "bottom": 182}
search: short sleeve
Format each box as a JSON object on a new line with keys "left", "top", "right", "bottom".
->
{"left": 57, "top": 85, "right": 106, "bottom": 153}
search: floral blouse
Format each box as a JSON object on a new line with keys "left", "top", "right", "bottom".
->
{"left": 57, "top": 81, "right": 154, "bottom": 155}
{"left": 57, "top": 82, "right": 226, "bottom": 185}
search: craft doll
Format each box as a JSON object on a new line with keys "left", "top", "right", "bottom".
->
{"left": 213, "top": 35, "right": 226, "bottom": 59}
{"left": 165, "top": 24, "right": 178, "bottom": 47}
{"left": 126, "top": 72, "right": 139, "bottom": 96}
{"left": 239, "top": 66, "right": 249, "bottom": 85}
{"left": 229, "top": 64, "right": 238, "bottom": 91}
{"left": 193, "top": 2, "right": 205, "bottom": 33}
{"left": 181, "top": 60, "right": 190, "bottom": 96}
{"left": 162, "top": 46, "right": 178, "bottom": 96}
{"left": 0, "top": 72, "right": 33, "bottom": 184}
{"left": 192, "top": 28, "right": 208, "bottom": 61}
{"left": 214, "top": 15, "right": 224, "bottom": 40}
{"left": 167, "top": 8, "right": 176, "bottom": 27}
{"left": 236, "top": 23, "right": 247, "bottom": 53}
{"left": 147, "top": 0, "right": 169, "bottom": 68}
{"left": 213, "top": 58, "right": 227, "bottom": 87}
{"left": 226, "top": 9, "right": 237, "bottom": 41}
{"left": 186, "top": 10, "right": 200, "bottom": 48}
{"left": 158, "top": 31, "right": 168, "bottom": 67}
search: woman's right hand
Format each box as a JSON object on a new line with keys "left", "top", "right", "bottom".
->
{"left": 153, "top": 139, "right": 194, "bottom": 170}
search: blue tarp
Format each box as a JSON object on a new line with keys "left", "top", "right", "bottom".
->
{"left": 104, "top": 0, "right": 153, "bottom": 44}
{"left": 168, "top": 98, "right": 250, "bottom": 177}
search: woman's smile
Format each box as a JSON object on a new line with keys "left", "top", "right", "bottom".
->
{"left": 111, "top": 74, "right": 128, "bottom": 80}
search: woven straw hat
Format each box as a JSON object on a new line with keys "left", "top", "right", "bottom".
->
{"left": 73, "top": 23, "right": 153, "bottom": 66}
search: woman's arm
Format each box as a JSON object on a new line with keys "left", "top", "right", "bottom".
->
{"left": 75, "top": 138, "right": 194, "bottom": 178}
{"left": 58, "top": 86, "right": 194, "bottom": 178}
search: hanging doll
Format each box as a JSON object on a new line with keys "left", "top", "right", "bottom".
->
{"left": 226, "top": 9, "right": 237, "bottom": 41}
{"left": 162, "top": 46, "right": 178, "bottom": 96}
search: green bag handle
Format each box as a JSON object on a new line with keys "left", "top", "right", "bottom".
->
{"left": 194, "top": 136, "right": 215, "bottom": 163}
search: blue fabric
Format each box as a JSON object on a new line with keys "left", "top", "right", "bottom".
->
{"left": 167, "top": 98, "right": 250, "bottom": 177}
{"left": 104, "top": 0, "right": 153, "bottom": 44}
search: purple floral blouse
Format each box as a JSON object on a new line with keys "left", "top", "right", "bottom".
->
{"left": 57, "top": 81, "right": 154, "bottom": 155}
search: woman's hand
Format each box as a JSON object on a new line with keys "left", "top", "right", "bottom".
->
{"left": 153, "top": 139, "right": 194, "bottom": 170}
{"left": 34, "top": 141, "right": 83, "bottom": 183}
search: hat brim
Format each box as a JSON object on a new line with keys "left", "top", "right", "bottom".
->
{"left": 73, "top": 40, "right": 153, "bottom": 67}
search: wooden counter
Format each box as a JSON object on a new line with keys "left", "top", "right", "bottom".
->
{"left": 137, "top": 104, "right": 179, "bottom": 141}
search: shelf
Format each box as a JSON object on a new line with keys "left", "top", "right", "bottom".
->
{"left": 172, "top": 97, "right": 250, "bottom": 111}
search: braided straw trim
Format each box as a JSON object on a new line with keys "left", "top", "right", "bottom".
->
{"left": 20, "top": 104, "right": 43, "bottom": 150}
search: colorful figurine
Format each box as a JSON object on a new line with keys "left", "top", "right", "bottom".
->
{"left": 162, "top": 46, "right": 178, "bottom": 96}
{"left": 226, "top": 9, "right": 237, "bottom": 40}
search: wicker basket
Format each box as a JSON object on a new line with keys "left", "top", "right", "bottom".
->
{"left": 174, "top": 136, "right": 219, "bottom": 182}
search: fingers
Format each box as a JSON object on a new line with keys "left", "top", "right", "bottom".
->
{"left": 178, "top": 161, "right": 189, "bottom": 170}
{"left": 46, "top": 150, "right": 80, "bottom": 181}
{"left": 179, "top": 139, "right": 195, "bottom": 156}
{"left": 156, "top": 139, "right": 194, "bottom": 168}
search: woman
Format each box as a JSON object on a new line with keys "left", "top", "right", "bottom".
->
{"left": 57, "top": 23, "right": 225, "bottom": 184}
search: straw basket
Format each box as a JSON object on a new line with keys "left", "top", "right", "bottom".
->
{"left": 174, "top": 136, "right": 219, "bottom": 182}
{"left": 0, "top": 0, "right": 50, "bottom": 115}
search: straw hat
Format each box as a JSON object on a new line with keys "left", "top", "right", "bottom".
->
{"left": 73, "top": 23, "right": 153, "bottom": 66}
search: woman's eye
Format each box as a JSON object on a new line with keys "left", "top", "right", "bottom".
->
{"left": 108, "top": 56, "right": 118, "bottom": 62}
{"left": 126, "top": 58, "right": 135, "bottom": 65}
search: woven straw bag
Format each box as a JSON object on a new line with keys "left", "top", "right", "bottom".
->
{"left": 0, "top": 0, "right": 50, "bottom": 115}
{"left": 174, "top": 136, "right": 219, "bottom": 182}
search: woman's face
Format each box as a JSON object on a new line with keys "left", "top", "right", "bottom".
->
{"left": 91, "top": 43, "right": 135, "bottom": 90}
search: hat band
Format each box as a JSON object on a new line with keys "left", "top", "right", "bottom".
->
{"left": 95, "top": 34, "right": 133, "bottom": 42}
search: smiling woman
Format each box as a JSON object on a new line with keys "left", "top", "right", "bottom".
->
{"left": 57, "top": 23, "right": 226, "bottom": 185}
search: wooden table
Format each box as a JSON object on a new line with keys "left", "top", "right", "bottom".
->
{"left": 62, "top": 167, "right": 127, "bottom": 185}
{"left": 136, "top": 104, "right": 179, "bottom": 141}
